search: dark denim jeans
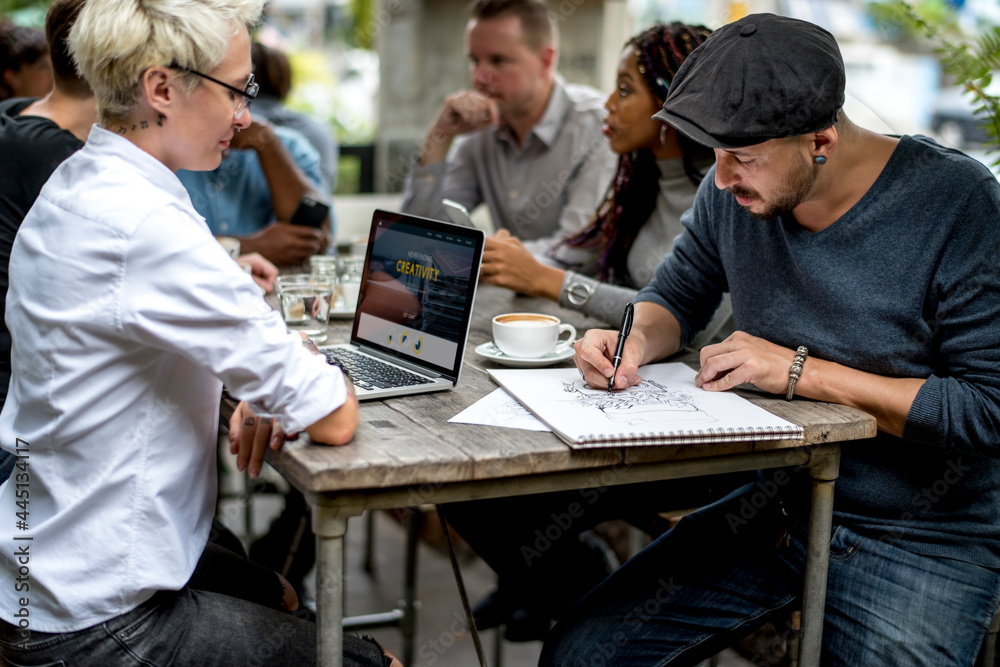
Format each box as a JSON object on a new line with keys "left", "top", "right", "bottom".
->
{"left": 0, "top": 520, "right": 392, "bottom": 667}
{"left": 441, "top": 472, "right": 752, "bottom": 619}
{"left": 0, "top": 589, "right": 390, "bottom": 667}
{"left": 539, "top": 482, "right": 1000, "bottom": 666}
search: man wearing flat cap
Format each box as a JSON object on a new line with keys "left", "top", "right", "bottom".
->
{"left": 542, "top": 13, "right": 1000, "bottom": 665}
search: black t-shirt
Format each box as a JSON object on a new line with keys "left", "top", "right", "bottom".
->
{"left": 0, "top": 98, "right": 84, "bottom": 405}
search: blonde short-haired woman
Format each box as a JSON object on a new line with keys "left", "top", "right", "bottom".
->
{"left": 0, "top": 1, "right": 398, "bottom": 665}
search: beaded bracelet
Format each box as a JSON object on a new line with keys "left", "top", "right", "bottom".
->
{"left": 785, "top": 346, "right": 809, "bottom": 400}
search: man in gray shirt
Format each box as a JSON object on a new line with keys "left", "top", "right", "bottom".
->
{"left": 401, "top": 0, "right": 616, "bottom": 256}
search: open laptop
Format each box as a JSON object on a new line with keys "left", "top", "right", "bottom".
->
{"left": 323, "top": 209, "right": 486, "bottom": 400}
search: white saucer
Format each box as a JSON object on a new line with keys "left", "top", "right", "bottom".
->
{"left": 474, "top": 341, "right": 575, "bottom": 368}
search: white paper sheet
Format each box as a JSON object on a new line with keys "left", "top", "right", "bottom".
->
{"left": 449, "top": 388, "right": 550, "bottom": 432}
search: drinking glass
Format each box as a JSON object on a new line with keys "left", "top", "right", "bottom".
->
{"left": 309, "top": 255, "right": 339, "bottom": 279}
{"left": 338, "top": 256, "right": 364, "bottom": 311}
{"left": 276, "top": 274, "right": 333, "bottom": 343}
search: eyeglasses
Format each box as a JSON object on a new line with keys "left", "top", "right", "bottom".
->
{"left": 170, "top": 64, "right": 259, "bottom": 118}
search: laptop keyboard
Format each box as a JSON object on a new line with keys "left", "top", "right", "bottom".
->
{"left": 324, "top": 348, "right": 434, "bottom": 391}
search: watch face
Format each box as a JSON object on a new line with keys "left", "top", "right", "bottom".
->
{"left": 566, "top": 280, "right": 595, "bottom": 306}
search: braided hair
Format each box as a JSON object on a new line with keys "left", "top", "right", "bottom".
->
{"left": 560, "top": 22, "right": 713, "bottom": 287}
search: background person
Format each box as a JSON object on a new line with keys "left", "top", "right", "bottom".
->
{"left": 0, "top": 0, "right": 397, "bottom": 664}
{"left": 177, "top": 118, "right": 332, "bottom": 267}
{"left": 401, "top": 0, "right": 616, "bottom": 256}
{"left": 0, "top": 20, "right": 52, "bottom": 101}
{"left": 543, "top": 14, "right": 1000, "bottom": 666}
{"left": 251, "top": 40, "right": 339, "bottom": 193}
{"left": 480, "top": 22, "right": 730, "bottom": 343}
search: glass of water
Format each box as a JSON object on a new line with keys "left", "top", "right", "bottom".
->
{"left": 309, "top": 254, "right": 339, "bottom": 279}
{"left": 338, "top": 256, "right": 364, "bottom": 311}
{"left": 276, "top": 274, "right": 333, "bottom": 343}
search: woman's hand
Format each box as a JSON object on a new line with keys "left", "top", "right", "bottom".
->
{"left": 481, "top": 229, "right": 565, "bottom": 300}
{"left": 228, "top": 401, "right": 288, "bottom": 479}
{"left": 236, "top": 252, "right": 278, "bottom": 293}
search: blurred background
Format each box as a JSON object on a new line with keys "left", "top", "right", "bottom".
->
{"left": 3, "top": 0, "right": 998, "bottom": 201}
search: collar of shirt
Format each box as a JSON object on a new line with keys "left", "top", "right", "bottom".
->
{"left": 88, "top": 124, "right": 192, "bottom": 205}
{"left": 495, "top": 76, "right": 570, "bottom": 151}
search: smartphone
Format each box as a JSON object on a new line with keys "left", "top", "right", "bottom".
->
{"left": 442, "top": 198, "right": 475, "bottom": 228}
{"left": 289, "top": 195, "right": 331, "bottom": 229}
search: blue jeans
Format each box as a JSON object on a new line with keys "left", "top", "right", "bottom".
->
{"left": 441, "top": 472, "right": 752, "bottom": 619}
{"left": 539, "top": 482, "right": 1000, "bottom": 666}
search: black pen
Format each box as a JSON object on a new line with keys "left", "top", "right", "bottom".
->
{"left": 608, "top": 302, "right": 634, "bottom": 392}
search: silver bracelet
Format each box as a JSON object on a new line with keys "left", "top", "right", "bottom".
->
{"left": 563, "top": 276, "right": 596, "bottom": 307}
{"left": 785, "top": 346, "right": 809, "bottom": 400}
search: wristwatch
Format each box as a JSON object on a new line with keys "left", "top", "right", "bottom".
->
{"left": 563, "top": 276, "right": 596, "bottom": 307}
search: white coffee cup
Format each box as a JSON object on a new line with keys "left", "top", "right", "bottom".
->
{"left": 492, "top": 313, "right": 576, "bottom": 359}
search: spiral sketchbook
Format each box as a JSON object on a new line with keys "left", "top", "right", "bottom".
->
{"left": 487, "top": 363, "right": 803, "bottom": 448}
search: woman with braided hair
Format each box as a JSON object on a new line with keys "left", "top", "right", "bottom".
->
{"left": 443, "top": 23, "right": 747, "bottom": 643}
{"left": 480, "top": 22, "right": 731, "bottom": 344}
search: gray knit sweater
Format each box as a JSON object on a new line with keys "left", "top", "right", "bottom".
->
{"left": 638, "top": 136, "right": 1000, "bottom": 569}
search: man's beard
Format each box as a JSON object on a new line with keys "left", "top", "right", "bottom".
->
{"left": 728, "top": 159, "right": 816, "bottom": 221}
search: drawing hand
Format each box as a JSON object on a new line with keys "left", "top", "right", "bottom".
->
{"left": 574, "top": 328, "right": 644, "bottom": 391}
{"left": 695, "top": 331, "right": 799, "bottom": 394}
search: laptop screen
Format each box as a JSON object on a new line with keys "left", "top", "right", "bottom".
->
{"left": 351, "top": 210, "right": 485, "bottom": 381}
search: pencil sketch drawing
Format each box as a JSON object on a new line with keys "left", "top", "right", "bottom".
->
{"left": 492, "top": 394, "right": 537, "bottom": 423}
{"left": 560, "top": 379, "right": 718, "bottom": 427}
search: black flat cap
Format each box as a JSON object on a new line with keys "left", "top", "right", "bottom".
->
{"left": 653, "top": 13, "right": 845, "bottom": 148}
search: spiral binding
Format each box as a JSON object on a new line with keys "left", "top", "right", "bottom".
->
{"left": 577, "top": 424, "right": 803, "bottom": 447}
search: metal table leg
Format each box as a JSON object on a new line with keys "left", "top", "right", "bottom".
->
{"left": 400, "top": 508, "right": 423, "bottom": 665}
{"left": 314, "top": 505, "right": 350, "bottom": 667}
{"left": 798, "top": 445, "right": 841, "bottom": 666}
{"left": 364, "top": 510, "right": 376, "bottom": 575}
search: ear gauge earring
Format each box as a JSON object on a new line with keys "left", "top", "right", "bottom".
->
{"left": 814, "top": 155, "right": 827, "bottom": 165}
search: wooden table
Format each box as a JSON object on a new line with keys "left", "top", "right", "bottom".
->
{"left": 265, "top": 284, "right": 876, "bottom": 667}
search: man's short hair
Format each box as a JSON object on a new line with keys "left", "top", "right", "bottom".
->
{"left": 0, "top": 23, "right": 48, "bottom": 100}
{"left": 46, "top": 0, "right": 90, "bottom": 96}
{"left": 0, "top": 23, "right": 47, "bottom": 70}
{"left": 67, "top": 0, "right": 263, "bottom": 123}
{"left": 251, "top": 41, "right": 292, "bottom": 101}
{"left": 468, "top": 0, "right": 555, "bottom": 51}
